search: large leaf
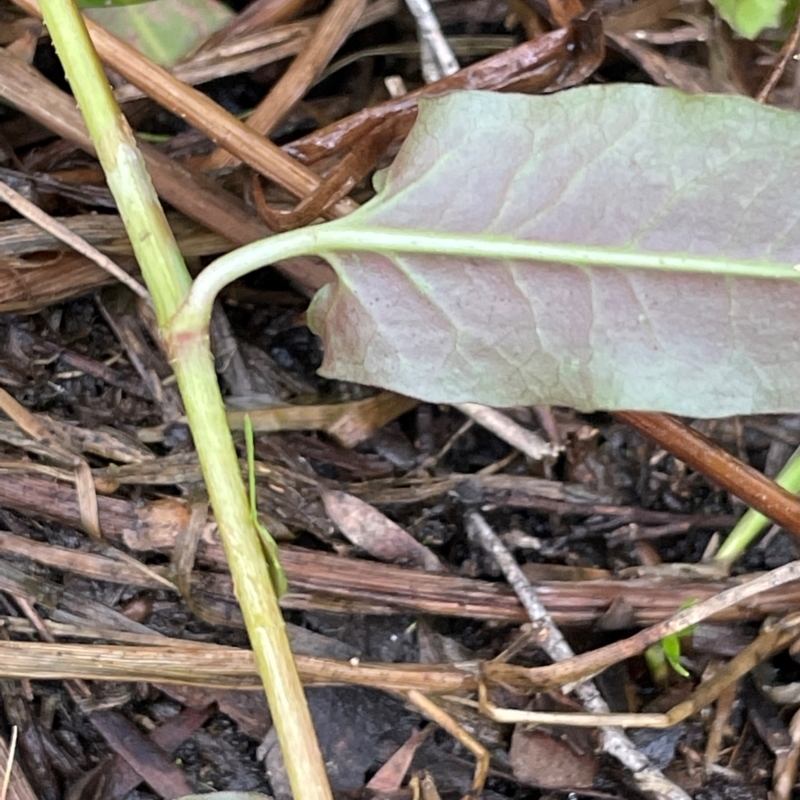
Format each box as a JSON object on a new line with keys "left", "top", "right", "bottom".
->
{"left": 306, "top": 86, "right": 800, "bottom": 418}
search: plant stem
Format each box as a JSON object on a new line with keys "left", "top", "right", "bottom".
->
{"left": 716, "top": 446, "right": 800, "bottom": 562}
{"left": 38, "top": 0, "right": 190, "bottom": 320}
{"left": 38, "top": 2, "right": 331, "bottom": 797}
{"left": 179, "top": 224, "right": 800, "bottom": 329}
{"left": 169, "top": 333, "right": 330, "bottom": 799}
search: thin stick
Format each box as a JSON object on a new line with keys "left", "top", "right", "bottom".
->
{"left": 404, "top": 0, "right": 459, "bottom": 81}
{"left": 455, "top": 403, "right": 560, "bottom": 462}
{"left": 487, "top": 559, "right": 800, "bottom": 690}
{"left": 467, "top": 511, "right": 691, "bottom": 800}
{"left": 756, "top": 9, "right": 800, "bottom": 103}
{"left": 0, "top": 178, "right": 148, "bottom": 299}
{"left": 406, "top": 690, "right": 489, "bottom": 792}
{"left": 0, "top": 728, "right": 17, "bottom": 800}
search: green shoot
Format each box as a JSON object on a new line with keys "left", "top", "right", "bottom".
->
{"left": 716, "top": 446, "right": 800, "bottom": 563}
{"left": 245, "top": 414, "right": 288, "bottom": 597}
{"left": 645, "top": 600, "right": 697, "bottom": 683}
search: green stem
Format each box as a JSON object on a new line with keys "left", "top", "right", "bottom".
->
{"left": 38, "top": 0, "right": 190, "bottom": 321}
{"left": 39, "top": 2, "right": 331, "bottom": 798}
{"left": 170, "top": 334, "right": 328, "bottom": 799}
{"left": 179, "top": 224, "right": 800, "bottom": 330}
{"left": 716, "top": 446, "right": 800, "bottom": 562}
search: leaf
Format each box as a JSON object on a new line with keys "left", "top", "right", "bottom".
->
{"left": 322, "top": 489, "right": 443, "bottom": 572}
{"left": 306, "top": 86, "right": 800, "bottom": 418}
{"left": 84, "top": 0, "right": 232, "bottom": 65}
{"left": 660, "top": 634, "right": 689, "bottom": 677}
{"left": 647, "top": 599, "right": 697, "bottom": 680}
{"left": 709, "top": 0, "right": 785, "bottom": 38}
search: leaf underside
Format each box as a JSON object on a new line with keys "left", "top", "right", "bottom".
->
{"left": 307, "top": 86, "right": 800, "bottom": 417}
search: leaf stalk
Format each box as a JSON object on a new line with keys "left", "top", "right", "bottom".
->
{"left": 180, "top": 224, "right": 800, "bottom": 330}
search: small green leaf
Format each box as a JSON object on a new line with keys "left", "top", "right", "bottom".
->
{"left": 646, "top": 599, "right": 697, "bottom": 681}
{"left": 245, "top": 414, "right": 288, "bottom": 598}
{"left": 710, "top": 0, "right": 786, "bottom": 38}
{"left": 660, "top": 633, "right": 690, "bottom": 678}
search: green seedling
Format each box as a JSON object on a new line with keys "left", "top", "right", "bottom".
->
{"left": 646, "top": 600, "right": 698, "bottom": 683}
{"left": 244, "top": 414, "right": 288, "bottom": 598}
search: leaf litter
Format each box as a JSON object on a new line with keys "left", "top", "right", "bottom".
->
{"left": 1, "top": 0, "right": 800, "bottom": 797}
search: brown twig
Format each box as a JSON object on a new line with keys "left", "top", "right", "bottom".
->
{"left": 756, "top": 9, "right": 800, "bottom": 103}
{"left": 0, "top": 47, "right": 271, "bottom": 248}
{"left": 0, "top": 639, "right": 475, "bottom": 693}
{"left": 193, "top": 0, "right": 310, "bottom": 54}
{"left": 11, "top": 0, "right": 355, "bottom": 216}
{"left": 485, "top": 559, "right": 800, "bottom": 690}
{"left": 205, "top": 0, "right": 368, "bottom": 169}
{"left": 615, "top": 411, "right": 800, "bottom": 535}
{"left": 285, "top": 16, "right": 604, "bottom": 166}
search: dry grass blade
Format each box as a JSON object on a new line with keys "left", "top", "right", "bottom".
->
{"left": 113, "top": 0, "right": 398, "bottom": 100}
{"left": 0, "top": 178, "right": 147, "bottom": 298}
{"left": 0, "top": 728, "right": 32, "bottom": 800}
{"left": 0, "top": 640, "right": 476, "bottom": 693}
{"left": 226, "top": 392, "right": 417, "bottom": 447}
{"left": 406, "top": 690, "right": 489, "bottom": 793}
{"left": 205, "top": 0, "right": 368, "bottom": 169}
{"left": 10, "top": 0, "right": 354, "bottom": 213}
{"left": 455, "top": 403, "right": 560, "bottom": 462}
{"left": 0, "top": 48, "right": 271, "bottom": 248}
